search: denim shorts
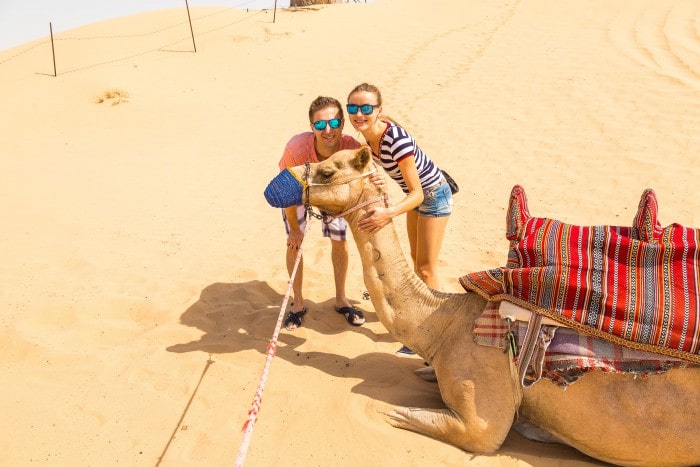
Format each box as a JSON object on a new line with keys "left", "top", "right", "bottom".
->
{"left": 415, "top": 178, "right": 453, "bottom": 217}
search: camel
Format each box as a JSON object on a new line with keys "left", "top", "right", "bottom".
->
{"left": 264, "top": 146, "right": 700, "bottom": 467}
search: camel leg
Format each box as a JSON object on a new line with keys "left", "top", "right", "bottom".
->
{"left": 386, "top": 379, "right": 513, "bottom": 453}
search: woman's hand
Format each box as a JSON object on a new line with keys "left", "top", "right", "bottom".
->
{"left": 369, "top": 170, "right": 385, "bottom": 189}
{"left": 358, "top": 206, "right": 392, "bottom": 233}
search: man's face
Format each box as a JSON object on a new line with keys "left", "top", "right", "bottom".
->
{"left": 310, "top": 105, "right": 344, "bottom": 153}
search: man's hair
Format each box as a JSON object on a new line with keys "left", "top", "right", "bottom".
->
{"left": 347, "top": 82, "right": 383, "bottom": 106}
{"left": 308, "top": 96, "right": 343, "bottom": 122}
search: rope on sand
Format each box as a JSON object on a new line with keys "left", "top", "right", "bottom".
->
{"left": 234, "top": 216, "right": 312, "bottom": 467}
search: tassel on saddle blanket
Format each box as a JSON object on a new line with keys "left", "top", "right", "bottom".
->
{"left": 461, "top": 185, "right": 700, "bottom": 365}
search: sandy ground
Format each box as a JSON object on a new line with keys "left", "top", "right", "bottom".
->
{"left": 1, "top": 0, "right": 698, "bottom": 465}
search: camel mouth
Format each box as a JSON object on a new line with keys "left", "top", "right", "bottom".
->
{"left": 264, "top": 169, "right": 304, "bottom": 208}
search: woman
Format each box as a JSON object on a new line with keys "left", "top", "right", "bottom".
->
{"left": 347, "top": 83, "right": 453, "bottom": 355}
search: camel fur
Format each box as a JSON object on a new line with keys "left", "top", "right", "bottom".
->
{"left": 266, "top": 146, "right": 700, "bottom": 466}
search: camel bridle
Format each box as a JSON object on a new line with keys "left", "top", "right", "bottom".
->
{"left": 302, "top": 162, "right": 388, "bottom": 224}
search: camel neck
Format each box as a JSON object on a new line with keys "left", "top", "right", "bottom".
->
{"left": 344, "top": 207, "right": 434, "bottom": 341}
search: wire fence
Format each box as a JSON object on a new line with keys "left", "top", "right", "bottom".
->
{"left": 0, "top": 2, "right": 265, "bottom": 71}
{"left": 0, "top": 0, "right": 368, "bottom": 75}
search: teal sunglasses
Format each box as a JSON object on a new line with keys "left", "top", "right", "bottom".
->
{"left": 312, "top": 118, "right": 342, "bottom": 131}
{"left": 346, "top": 103, "right": 379, "bottom": 115}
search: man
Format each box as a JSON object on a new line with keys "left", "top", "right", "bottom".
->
{"left": 278, "top": 96, "right": 365, "bottom": 331}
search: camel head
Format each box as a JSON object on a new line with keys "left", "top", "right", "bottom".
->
{"left": 264, "top": 146, "right": 377, "bottom": 214}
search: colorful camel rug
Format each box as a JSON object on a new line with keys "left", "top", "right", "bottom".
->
{"left": 461, "top": 185, "right": 700, "bottom": 365}
{"left": 474, "top": 302, "right": 693, "bottom": 387}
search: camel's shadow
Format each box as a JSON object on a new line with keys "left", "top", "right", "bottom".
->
{"left": 167, "top": 280, "right": 603, "bottom": 464}
{"left": 167, "top": 280, "right": 433, "bottom": 407}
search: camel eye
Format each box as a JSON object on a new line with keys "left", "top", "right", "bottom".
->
{"left": 316, "top": 168, "right": 335, "bottom": 183}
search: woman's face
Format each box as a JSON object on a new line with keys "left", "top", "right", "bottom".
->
{"left": 347, "top": 91, "right": 381, "bottom": 133}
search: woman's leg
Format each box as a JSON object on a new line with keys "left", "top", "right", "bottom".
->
{"left": 406, "top": 210, "right": 419, "bottom": 269}
{"left": 414, "top": 215, "right": 450, "bottom": 290}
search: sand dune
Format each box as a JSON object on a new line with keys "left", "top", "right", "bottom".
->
{"left": 1, "top": 0, "right": 698, "bottom": 465}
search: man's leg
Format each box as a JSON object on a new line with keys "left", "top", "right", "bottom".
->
{"left": 330, "top": 239, "right": 364, "bottom": 325}
{"left": 325, "top": 213, "right": 364, "bottom": 326}
{"left": 283, "top": 206, "right": 308, "bottom": 330}
{"left": 330, "top": 239, "right": 351, "bottom": 309}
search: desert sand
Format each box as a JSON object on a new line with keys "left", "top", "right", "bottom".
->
{"left": 1, "top": 0, "right": 698, "bottom": 465}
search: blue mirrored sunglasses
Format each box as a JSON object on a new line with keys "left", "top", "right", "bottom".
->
{"left": 346, "top": 103, "right": 379, "bottom": 115}
{"left": 312, "top": 118, "right": 342, "bottom": 131}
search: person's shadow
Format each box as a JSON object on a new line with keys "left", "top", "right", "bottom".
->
{"left": 166, "top": 280, "right": 433, "bottom": 407}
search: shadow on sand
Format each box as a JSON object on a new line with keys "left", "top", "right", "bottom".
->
{"left": 167, "top": 279, "right": 604, "bottom": 465}
{"left": 167, "top": 280, "right": 434, "bottom": 407}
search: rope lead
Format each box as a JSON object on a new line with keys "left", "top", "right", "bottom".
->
{"left": 234, "top": 214, "right": 313, "bottom": 467}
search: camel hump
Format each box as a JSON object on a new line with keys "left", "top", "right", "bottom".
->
{"left": 633, "top": 188, "right": 662, "bottom": 242}
{"left": 506, "top": 185, "right": 531, "bottom": 241}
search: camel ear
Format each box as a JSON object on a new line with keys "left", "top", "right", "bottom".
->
{"left": 352, "top": 146, "right": 372, "bottom": 171}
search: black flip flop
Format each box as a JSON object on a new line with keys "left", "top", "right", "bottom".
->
{"left": 284, "top": 308, "right": 307, "bottom": 331}
{"left": 335, "top": 306, "right": 365, "bottom": 326}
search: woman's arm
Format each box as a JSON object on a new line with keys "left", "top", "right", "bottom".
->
{"left": 358, "top": 155, "right": 424, "bottom": 233}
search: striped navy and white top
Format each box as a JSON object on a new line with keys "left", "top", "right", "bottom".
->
{"left": 374, "top": 121, "right": 442, "bottom": 193}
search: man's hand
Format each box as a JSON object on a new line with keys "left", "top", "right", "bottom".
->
{"left": 287, "top": 229, "right": 304, "bottom": 250}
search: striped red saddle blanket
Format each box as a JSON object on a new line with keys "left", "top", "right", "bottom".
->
{"left": 460, "top": 185, "right": 700, "bottom": 364}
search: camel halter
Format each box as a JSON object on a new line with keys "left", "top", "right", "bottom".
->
{"left": 301, "top": 162, "right": 387, "bottom": 224}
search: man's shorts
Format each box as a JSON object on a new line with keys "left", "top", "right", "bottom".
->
{"left": 282, "top": 205, "right": 347, "bottom": 241}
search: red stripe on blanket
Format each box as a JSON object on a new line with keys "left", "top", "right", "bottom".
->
{"left": 461, "top": 186, "right": 700, "bottom": 364}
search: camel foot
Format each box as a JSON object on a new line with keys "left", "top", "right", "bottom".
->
{"left": 387, "top": 406, "right": 506, "bottom": 453}
{"left": 387, "top": 406, "right": 450, "bottom": 433}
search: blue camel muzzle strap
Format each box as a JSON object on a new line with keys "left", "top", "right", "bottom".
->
{"left": 263, "top": 162, "right": 378, "bottom": 214}
{"left": 263, "top": 168, "right": 307, "bottom": 208}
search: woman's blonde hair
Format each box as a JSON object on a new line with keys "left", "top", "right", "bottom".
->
{"left": 347, "top": 82, "right": 382, "bottom": 106}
